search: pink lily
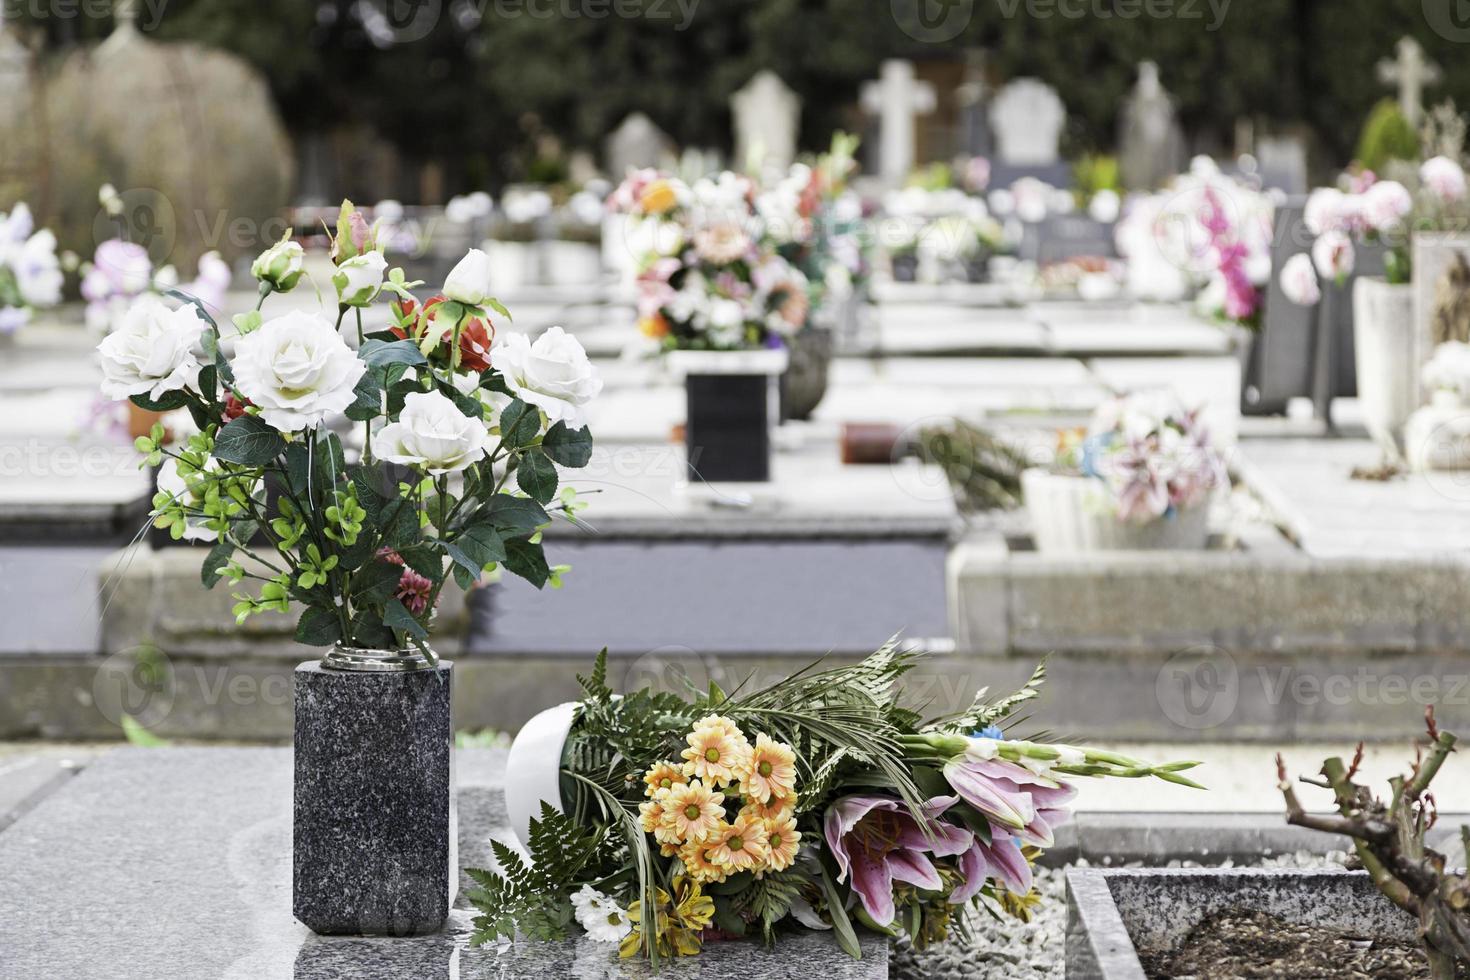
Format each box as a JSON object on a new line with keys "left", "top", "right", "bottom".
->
{"left": 951, "top": 826, "right": 1034, "bottom": 902}
{"left": 823, "top": 794, "right": 972, "bottom": 927}
{"left": 942, "top": 758, "right": 1077, "bottom": 847}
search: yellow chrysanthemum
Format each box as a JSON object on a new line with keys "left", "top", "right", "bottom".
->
{"left": 660, "top": 779, "right": 725, "bottom": 843}
{"left": 763, "top": 813, "right": 801, "bottom": 872}
{"left": 639, "top": 180, "right": 678, "bottom": 215}
{"left": 706, "top": 813, "right": 769, "bottom": 874}
{"left": 734, "top": 733, "right": 796, "bottom": 803}
{"left": 639, "top": 798, "right": 679, "bottom": 845}
{"left": 643, "top": 761, "right": 686, "bottom": 798}
{"left": 680, "top": 716, "right": 750, "bottom": 787}
{"left": 638, "top": 314, "right": 670, "bottom": 339}
{"left": 739, "top": 792, "right": 794, "bottom": 825}
{"left": 678, "top": 838, "right": 727, "bottom": 884}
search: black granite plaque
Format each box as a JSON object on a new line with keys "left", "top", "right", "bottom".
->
{"left": 293, "top": 661, "right": 454, "bottom": 936}
{"left": 685, "top": 374, "right": 773, "bottom": 483}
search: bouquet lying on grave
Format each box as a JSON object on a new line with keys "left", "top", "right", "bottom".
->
{"left": 96, "top": 200, "right": 601, "bottom": 654}
{"left": 467, "top": 642, "right": 1201, "bottom": 962}
{"left": 1054, "top": 392, "right": 1228, "bottom": 524}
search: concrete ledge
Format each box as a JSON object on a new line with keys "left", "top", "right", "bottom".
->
{"left": 1066, "top": 868, "right": 1417, "bottom": 979}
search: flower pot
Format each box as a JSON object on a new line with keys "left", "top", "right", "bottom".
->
{"left": 127, "top": 402, "right": 166, "bottom": 440}
{"left": 779, "top": 326, "right": 834, "bottom": 422}
{"left": 503, "top": 701, "right": 578, "bottom": 848}
{"left": 891, "top": 253, "right": 918, "bottom": 283}
{"left": 668, "top": 348, "right": 788, "bottom": 484}
{"left": 1352, "top": 277, "right": 1417, "bottom": 460}
{"left": 293, "top": 653, "right": 455, "bottom": 936}
{"left": 484, "top": 240, "right": 538, "bottom": 291}
{"left": 1021, "top": 470, "right": 1210, "bottom": 553}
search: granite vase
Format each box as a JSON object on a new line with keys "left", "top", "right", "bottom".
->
{"left": 1352, "top": 277, "right": 1417, "bottom": 461}
{"left": 669, "top": 348, "right": 788, "bottom": 485}
{"left": 293, "top": 654, "right": 455, "bottom": 937}
{"left": 1022, "top": 470, "right": 1210, "bottom": 553}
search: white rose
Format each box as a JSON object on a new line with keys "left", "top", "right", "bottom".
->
{"left": 1361, "top": 180, "right": 1412, "bottom": 233}
{"left": 442, "top": 248, "right": 494, "bottom": 306}
{"left": 375, "top": 390, "right": 490, "bottom": 474}
{"left": 251, "top": 238, "right": 305, "bottom": 292}
{"left": 1422, "top": 156, "right": 1467, "bottom": 203}
{"left": 333, "top": 250, "right": 387, "bottom": 307}
{"left": 97, "top": 295, "right": 209, "bottom": 400}
{"left": 1311, "top": 230, "right": 1355, "bottom": 282}
{"left": 231, "top": 310, "right": 366, "bottom": 431}
{"left": 1278, "top": 252, "right": 1321, "bottom": 306}
{"left": 13, "top": 228, "right": 63, "bottom": 307}
{"left": 1303, "top": 187, "right": 1350, "bottom": 235}
{"left": 494, "top": 326, "right": 602, "bottom": 427}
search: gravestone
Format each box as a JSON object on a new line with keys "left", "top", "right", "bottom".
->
{"left": 1256, "top": 136, "right": 1308, "bottom": 195}
{"left": 1035, "top": 214, "right": 1117, "bottom": 264}
{"left": 860, "top": 60, "right": 936, "bottom": 188}
{"left": 730, "top": 70, "right": 801, "bottom": 173}
{"left": 1377, "top": 36, "right": 1441, "bottom": 128}
{"left": 954, "top": 48, "right": 992, "bottom": 158}
{"left": 988, "top": 78, "right": 1069, "bottom": 187}
{"left": 1117, "top": 62, "right": 1184, "bottom": 192}
{"left": 604, "top": 112, "right": 673, "bottom": 176}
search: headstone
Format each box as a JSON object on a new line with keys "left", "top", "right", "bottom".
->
{"left": 1117, "top": 62, "right": 1184, "bottom": 192}
{"left": 730, "top": 70, "right": 801, "bottom": 173}
{"left": 1377, "top": 36, "right": 1441, "bottom": 128}
{"left": 604, "top": 112, "right": 672, "bottom": 176}
{"left": 954, "top": 49, "right": 992, "bottom": 158}
{"left": 1255, "top": 136, "right": 1308, "bottom": 195}
{"left": 860, "top": 60, "right": 937, "bottom": 188}
{"left": 990, "top": 78, "right": 1065, "bottom": 167}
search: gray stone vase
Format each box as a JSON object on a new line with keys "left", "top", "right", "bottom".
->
{"left": 293, "top": 654, "right": 455, "bottom": 936}
{"left": 780, "top": 326, "right": 834, "bottom": 422}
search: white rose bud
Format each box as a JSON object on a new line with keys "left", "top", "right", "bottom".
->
{"left": 1278, "top": 252, "right": 1321, "bottom": 306}
{"left": 1311, "top": 230, "right": 1355, "bottom": 282}
{"left": 97, "top": 295, "right": 209, "bottom": 400}
{"left": 375, "top": 390, "right": 491, "bottom": 474}
{"left": 442, "top": 248, "right": 494, "bottom": 306}
{"left": 251, "top": 238, "right": 305, "bottom": 292}
{"left": 493, "top": 326, "right": 603, "bottom": 427}
{"left": 230, "top": 310, "right": 367, "bottom": 431}
{"left": 333, "top": 250, "right": 387, "bottom": 307}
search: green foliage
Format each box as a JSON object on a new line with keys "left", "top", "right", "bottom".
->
{"left": 930, "top": 660, "right": 1049, "bottom": 736}
{"left": 1356, "top": 99, "right": 1420, "bottom": 172}
{"left": 732, "top": 868, "right": 811, "bottom": 945}
{"left": 919, "top": 421, "right": 1028, "bottom": 514}
{"left": 467, "top": 803, "right": 611, "bottom": 944}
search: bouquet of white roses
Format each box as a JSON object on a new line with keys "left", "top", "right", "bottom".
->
{"left": 97, "top": 200, "right": 601, "bottom": 655}
{"left": 469, "top": 642, "right": 1200, "bottom": 963}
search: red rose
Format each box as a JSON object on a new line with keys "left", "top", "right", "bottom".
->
{"left": 223, "top": 394, "right": 250, "bottom": 422}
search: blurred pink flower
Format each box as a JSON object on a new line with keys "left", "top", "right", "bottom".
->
{"left": 824, "top": 794, "right": 972, "bottom": 926}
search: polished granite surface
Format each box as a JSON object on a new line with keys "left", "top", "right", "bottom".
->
{"left": 0, "top": 747, "right": 886, "bottom": 979}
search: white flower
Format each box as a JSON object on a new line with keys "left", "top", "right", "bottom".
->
{"left": 1422, "top": 155, "right": 1467, "bottom": 203}
{"left": 1423, "top": 341, "right": 1470, "bottom": 403}
{"left": 231, "top": 310, "right": 366, "bottom": 431}
{"left": 1278, "top": 253, "right": 1321, "bottom": 306}
{"left": 705, "top": 297, "right": 746, "bottom": 347}
{"left": 1303, "top": 187, "right": 1353, "bottom": 236}
{"left": 1089, "top": 189, "right": 1121, "bottom": 224}
{"left": 97, "top": 295, "right": 209, "bottom": 400}
{"left": 494, "top": 326, "right": 602, "bottom": 427}
{"left": 443, "top": 248, "right": 494, "bottom": 306}
{"left": 1311, "top": 230, "right": 1355, "bottom": 281}
{"left": 964, "top": 737, "right": 1000, "bottom": 762}
{"left": 332, "top": 250, "right": 387, "bottom": 307}
{"left": 570, "top": 885, "right": 632, "bottom": 943}
{"left": 251, "top": 238, "right": 305, "bottom": 292}
{"left": 1361, "top": 180, "right": 1412, "bottom": 233}
{"left": 375, "top": 390, "right": 490, "bottom": 474}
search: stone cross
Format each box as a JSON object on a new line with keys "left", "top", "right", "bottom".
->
{"left": 730, "top": 70, "right": 801, "bottom": 174}
{"left": 1377, "top": 36, "right": 1441, "bottom": 128}
{"left": 860, "top": 60, "right": 936, "bottom": 188}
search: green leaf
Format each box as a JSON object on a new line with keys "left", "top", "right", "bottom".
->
{"left": 359, "top": 338, "right": 428, "bottom": 368}
{"left": 201, "top": 541, "right": 234, "bottom": 589}
{"left": 162, "top": 288, "right": 219, "bottom": 329}
{"left": 351, "top": 559, "right": 406, "bottom": 605}
{"left": 487, "top": 493, "right": 549, "bottom": 534}
{"left": 819, "top": 864, "right": 863, "bottom": 961}
{"left": 129, "top": 390, "right": 190, "bottom": 413}
{"left": 541, "top": 422, "right": 593, "bottom": 468}
{"left": 484, "top": 297, "right": 512, "bottom": 321}
{"left": 384, "top": 598, "right": 428, "bottom": 640}
{"left": 499, "top": 399, "right": 541, "bottom": 447}
{"left": 213, "top": 416, "right": 286, "bottom": 466}
{"left": 503, "top": 537, "right": 550, "bottom": 589}
{"left": 516, "top": 449, "right": 558, "bottom": 504}
{"left": 346, "top": 372, "right": 383, "bottom": 422}
{"left": 295, "top": 607, "right": 343, "bottom": 647}
{"left": 446, "top": 520, "right": 505, "bottom": 571}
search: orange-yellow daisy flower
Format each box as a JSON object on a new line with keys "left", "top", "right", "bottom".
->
{"left": 639, "top": 797, "right": 679, "bottom": 845}
{"left": 643, "top": 761, "right": 687, "bottom": 798}
{"left": 661, "top": 779, "right": 725, "bottom": 843}
{"left": 639, "top": 180, "right": 678, "bottom": 215}
{"left": 735, "top": 733, "right": 796, "bottom": 803}
{"left": 763, "top": 813, "right": 801, "bottom": 872}
{"left": 739, "top": 792, "right": 795, "bottom": 825}
{"left": 678, "top": 839, "right": 727, "bottom": 884}
{"left": 680, "top": 717, "right": 750, "bottom": 787}
{"left": 706, "top": 813, "right": 769, "bottom": 874}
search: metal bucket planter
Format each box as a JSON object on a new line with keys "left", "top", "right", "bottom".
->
{"left": 779, "top": 326, "right": 834, "bottom": 422}
{"left": 668, "top": 348, "right": 789, "bottom": 485}
{"left": 1021, "top": 470, "right": 1209, "bottom": 553}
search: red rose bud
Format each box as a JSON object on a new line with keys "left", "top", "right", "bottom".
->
{"left": 223, "top": 394, "right": 250, "bottom": 422}
{"left": 456, "top": 316, "right": 494, "bottom": 373}
{"left": 389, "top": 297, "right": 419, "bottom": 341}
